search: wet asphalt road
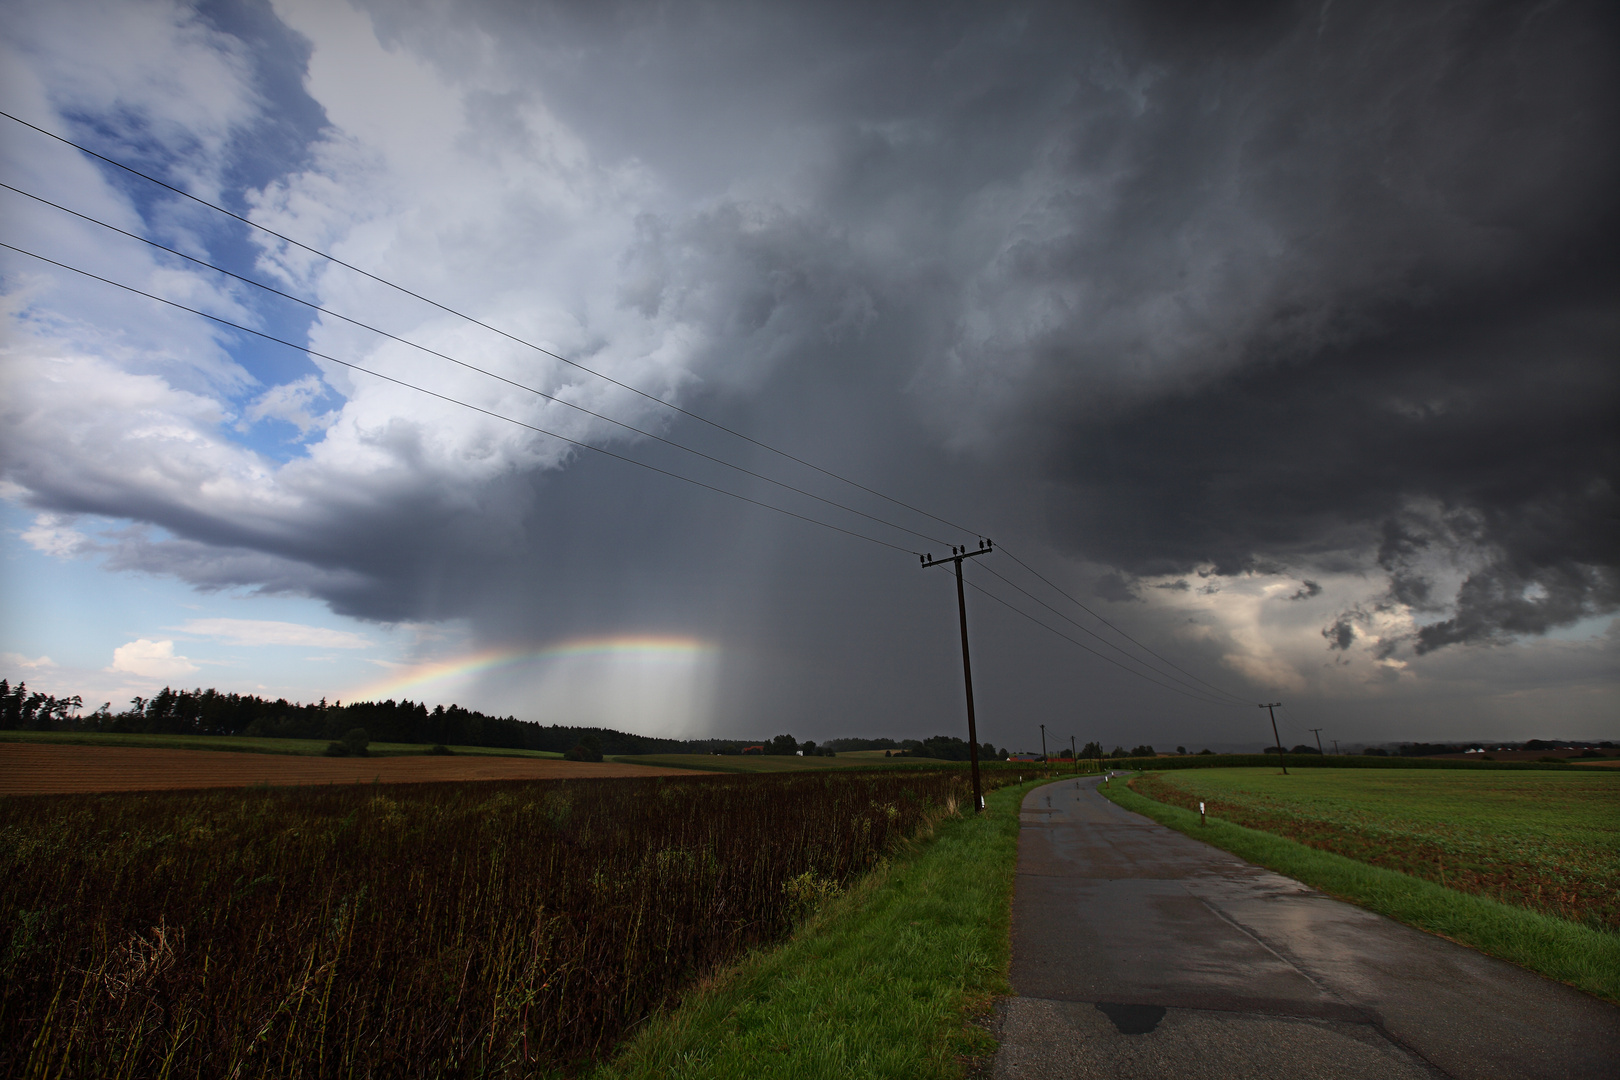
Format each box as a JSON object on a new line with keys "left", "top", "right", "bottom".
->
{"left": 995, "top": 776, "right": 1620, "bottom": 1080}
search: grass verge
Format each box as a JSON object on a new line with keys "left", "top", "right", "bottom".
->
{"left": 591, "top": 779, "right": 1043, "bottom": 1079}
{"left": 1100, "top": 774, "right": 1620, "bottom": 1004}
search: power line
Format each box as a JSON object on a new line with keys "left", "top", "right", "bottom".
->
{"left": 977, "top": 561, "right": 1252, "bottom": 706}
{"left": 949, "top": 564, "right": 1250, "bottom": 708}
{"left": 0, "top": 239, "right": 924, "bottom": 556}
{"left": 996, "top": 545, "right": 1253, "bottom": 703}
{"left": 1, "top": 109, "right": 981, "bottom": 539}
{"left": 0, "top": 181, "right": 954, "bottom": 550}
{"left": 2, "top": 109, "right": 1280, "bottom": 711}
{"left": 5, "top": 236, "right": 1269, "bottom": 713}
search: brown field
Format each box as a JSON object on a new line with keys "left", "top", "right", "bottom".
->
{"left": 0, "top": 742, "right": 699, "bottom": 795}
{"left": 1426, "top": 749, "right": 1620, "bottom": 765}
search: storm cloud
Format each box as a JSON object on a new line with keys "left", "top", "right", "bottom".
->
{"left": 2, "top": 0, "right": 1616, "bottom": 740}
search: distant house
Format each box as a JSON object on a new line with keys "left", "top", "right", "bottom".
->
{"left": 740, "top": 745, "right": 765, "bottom": 755}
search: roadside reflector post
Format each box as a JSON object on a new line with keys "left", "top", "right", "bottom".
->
{"left": 1200, "top": 801, "right": 1206, "bottom": 826}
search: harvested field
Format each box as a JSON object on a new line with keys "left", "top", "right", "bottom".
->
{"left": 1426, "top": 749, "right": 1620, "bottom": 764}
{"left": 1, "top": 769, "right": 981, "bottom": 1076}
{"left": 0, "top": 742, "right": 696, "bottom": 795}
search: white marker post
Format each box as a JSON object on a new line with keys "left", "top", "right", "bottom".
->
{"left": 1200, "top": 801, "right": 1206, "bottom": 826}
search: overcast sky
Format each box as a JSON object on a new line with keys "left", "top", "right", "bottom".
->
{"left": 2, "top": 0, "right": 1615, "bottom": 750}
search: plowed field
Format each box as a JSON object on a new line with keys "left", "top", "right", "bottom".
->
{"left": 0, "top": 742, "right": 695, "bottom": 794}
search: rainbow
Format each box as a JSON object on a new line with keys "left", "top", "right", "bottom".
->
{"left": 343, "top": 635, "right": 716, "bottom": 704}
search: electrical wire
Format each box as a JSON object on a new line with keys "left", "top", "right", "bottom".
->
{"left": 0, "top": 181, "right": 955, "bottom": 550}
{"left": 2, "top": 108, "right": 1283, "bottom": 707}
{"left": 2, "top": 109, "right": 981, "bottom": 539}
{"left": 995, "top": 544, "right": 1254, "bottom": 703}
{"left": 0, "top": 239, "right": 925, "bottom": 556}
{"left": 954, "top": 568, "right": 1251, "bottom": 708}
{"left": 976, "top": 561, "right": 1253, "bottom": 706}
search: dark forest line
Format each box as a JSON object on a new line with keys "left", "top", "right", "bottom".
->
{"left": 0, "top": 678, "right": 1004, "bottom": 760}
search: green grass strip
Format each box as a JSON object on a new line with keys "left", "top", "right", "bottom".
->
{"left": 1100, "top": 774, "right": 1620, "bottom": 1004}
{"left": 591, "top": 780, "right": 1043, "bottom": 1080}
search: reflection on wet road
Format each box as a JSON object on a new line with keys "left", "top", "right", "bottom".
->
{"left": 997, "top": 775, "right": 1619, "bottom": 1079}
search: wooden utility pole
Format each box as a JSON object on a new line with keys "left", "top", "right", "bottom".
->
{"left": 1309, "top": 728, "right": 1324, "bottom": 756}
{"left": 1040, "top": 723, "right": 1048, "bottom": 762}
{"left": 1260, "top": 702, "right": 1286, "bottom": 774}
{"left": 922, "top": 540, "right": 993, "bottom": 812}
{"left": 1071, "top": 735, "right": 1078, "bottom": 774}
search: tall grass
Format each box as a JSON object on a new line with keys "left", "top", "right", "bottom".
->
{"left": 1, "top": 770, "right": 997, "bottom": 1078}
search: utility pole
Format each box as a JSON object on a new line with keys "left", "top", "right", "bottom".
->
{"left": 1309, "top": 728, "right": 1324, "bottom": 756}
{"left": 922, "top": 539, "right": 993, "bottom": 812}
{"left": 1040, "top": 723, "right": 1048, "bottom": 762}
{"left": 1260, "top": 703, "right": 1287, "bottom": 775}
{"left": 1332, "top": 739, "right": 1340, "bottom": 756}
{"left": 1071, "top": 735, "right": 1077, "bottom": 774}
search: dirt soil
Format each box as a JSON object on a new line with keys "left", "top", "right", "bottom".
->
{"left": 1426, "top": 750, "right": 1620, "bottom": 764}
{"left": 0, "top": 743, "right": 699, "bottom": 795}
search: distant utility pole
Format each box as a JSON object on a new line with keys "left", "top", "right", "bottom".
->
{"left": 1332, "top": 739, "right": 1340, "bottom": 756}
{"left": 922, "top": 539, "right": 993, "bottom": 813}
{"left": 1040, "top": 723, "right": 1048, "bottom": 762}
{"left": 1309, "top": 728, "right": 1324, "bottom": 756}
{"left": 1071, "top": 735, "right": 1078, "bottom": 774}
{"left": 1260, "top": 702, "right": 1287, "bottom": 775}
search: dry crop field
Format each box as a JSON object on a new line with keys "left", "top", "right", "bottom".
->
{"left": 0, "top": 769, "right": 993, "bottom": 1078}
{"left": 0, "top": 742, "right": 689, "bottom": 795}
{"left": 1135, "top": 767, "right": 1620, "bottom": 931}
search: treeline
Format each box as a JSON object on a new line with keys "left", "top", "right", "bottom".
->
{"left": 1, "top": 680, "right": 746, "bottom": 755}
{"left": 0, "top": 681, "right": 83, "bottom": 731}
{"left": 1, "top": 678, "right": 1005, "bottom": 759}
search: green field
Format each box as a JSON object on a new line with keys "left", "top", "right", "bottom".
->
{"left": 1135, "top": 767, "right": 1620, "bottom": 931}
{"left": 0, "top": 729, "right": 563, "bottom": 759}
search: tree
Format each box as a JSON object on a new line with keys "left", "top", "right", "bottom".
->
{"left": 343, "top": 728, "right": 371, "bottom": 757}
{"left": 1081, "top": 741, "right": 1103, "bottom": 760}
{"left": 1176, "top": 746, "right": 1187, "bottom": 755}
{"left": 767, "top": 733, "right": 799, "bottom": 756}
{"left": 1130, "top": 744, "right": 1155, "bottom": 757}
{"left": 565, "top": 733, "right": 604, "bottom": 761}
{"left": 1109, "top": 746, "right": 1129, "bottom": 758}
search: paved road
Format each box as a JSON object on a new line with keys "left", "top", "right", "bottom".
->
{"left": 995, "top": 776, "right": 1620, "bottom": 1079}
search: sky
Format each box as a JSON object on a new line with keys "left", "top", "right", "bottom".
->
{"left": 1, "top": 0, "right": 1615, "bottom": 751}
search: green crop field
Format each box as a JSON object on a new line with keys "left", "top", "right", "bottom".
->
{"left": 0, "top": 729, "right": 563, "bottom": 759}
{"left": 1135, "top": 767, "right": 1620, "bottom": 932}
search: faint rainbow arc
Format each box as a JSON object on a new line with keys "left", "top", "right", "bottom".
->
{"left": 344, "top": 635, "right": 716, "bottom": 703}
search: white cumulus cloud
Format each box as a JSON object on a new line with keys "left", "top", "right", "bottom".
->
{"left": 110, "top": 638, "right": 198, "bottom": 678}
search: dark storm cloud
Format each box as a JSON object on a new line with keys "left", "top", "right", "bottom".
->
{"left": 1014, "top": 0, "right": 1620, "bottom": 650}
{"left": 1322, "top": 616, "right": 1355, "bottom": 652}
{"left": 7, "top": 0, "right": 1616, "bottom": 743}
